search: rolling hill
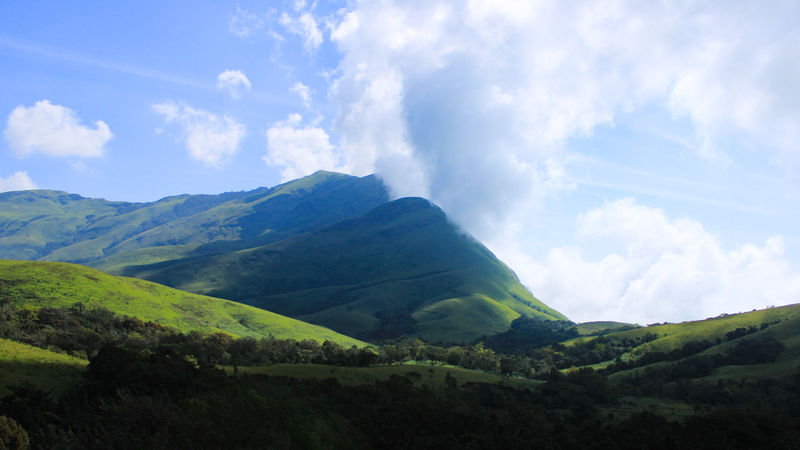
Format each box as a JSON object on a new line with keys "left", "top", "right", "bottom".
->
{"left": 0, "top": 172, "right": 566, "bottom": 343}
{"left": 563, "top": 303, "right": 800, "bottom": 381}
{"left": 0, "top": 260, "right": 364, "bottom": 347}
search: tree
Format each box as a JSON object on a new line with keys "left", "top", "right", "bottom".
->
{"left": 0, "top": 416, "right": 30, "bottom": 450}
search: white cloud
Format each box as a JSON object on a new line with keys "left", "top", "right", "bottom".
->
{"left": 152, "top": 101, "right": 245, "bottom": 168}
{"left": 519, "top": 199, "right": 800, "bottom": 324}
{"left": 217, "top": 69, "right": 252, "bottom": 99}
{"left": 291, "top": 82, "right": 311, "bottom": 109}
{"left": 4, "top": 100, "right": 112, "bottom": 158}
{"left": 327, "top": 0, "right": 800, "bottom": 237}
{"left": 279, "top": 11, "right": 323, "bottom": 53}
{"left": 0, "top": 171, "right": 37, "bottom": 192}
{"left": 229, "top": 6, "right": 264, "bottom": 38}
{"left": 264, "top": 113, "right": 343, "bottom": 181}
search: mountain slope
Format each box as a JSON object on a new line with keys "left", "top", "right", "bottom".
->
{"left": 563, "top": 303, "right": 800, "bottom": 380}
{"left": 0, "top": 260, "right": 364, "bottom": 347}
{"left": 123, "top": 198, "right": 566, "bottom": 342}
{"left": 0, "top": 171, "right": 388, "bottom": 267}
{"left": 0, "top": 171, "right": 567, "bottom": 343}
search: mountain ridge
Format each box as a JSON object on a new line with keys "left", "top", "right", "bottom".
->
{"left": 0, "top": 171, "right": 566, "bottom": 343}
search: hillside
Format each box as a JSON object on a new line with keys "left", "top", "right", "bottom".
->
{"left": 122, "top": 198, "right": 566, "bottom": 342}
{"left": 0, "top": 338, "right": 87, "bottom": 396}
{"left": 0, "top": 260, "right": 364, "bottom": 347}
{"left": 0, "top": 172, "right": 567, "bottom": 344}
{"left": 560, "top": 303, "right": 800, "bottom": 381}
{"left": 0, "top": 171, "right": 388, "bottom": 266}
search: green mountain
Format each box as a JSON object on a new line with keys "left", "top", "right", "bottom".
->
{"left": 122, "top": 197, "right": 566, "bottom": 342}
{"left": 0, "top": 171, "right": 566, "bottom": 343}
{"left": 0, "top": 171, "right": 389, "bottom": 266}
{"left": 0, "top": 260, "right": 364, "bottom": 347}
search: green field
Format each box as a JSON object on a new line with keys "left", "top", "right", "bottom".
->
{"left": 0, "top": 338, "right": 87, "bottom": 396}
{"left": 0, "top": 260, "right": 364, "bottom": 347}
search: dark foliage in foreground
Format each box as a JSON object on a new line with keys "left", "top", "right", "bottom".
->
{"left": 3, "top": 347, "right": 800, "bottom": 449}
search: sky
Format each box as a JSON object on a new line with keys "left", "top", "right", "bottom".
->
{"left": 1, "top": 0, "right": 799, "bottom": 325}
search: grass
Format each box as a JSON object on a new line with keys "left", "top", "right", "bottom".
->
{"left": 0, "top": 260, "right": 365, "bottom": 347}
{"left": 576, "top": 321, "right": 638, "bottom": 336}
{"left": 224, "top": 362, "right": 540, "bottom": 390}
{"left": 0, "top": 338, "right": 87, "bottom": 396}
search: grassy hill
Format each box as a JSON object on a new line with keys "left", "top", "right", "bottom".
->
{"left": 0, "top": 260, "right": 364, "bottom": 347}
{"left": 0, "top": 338, "right": 87, "bottom": 396}
{"left": 122, "top": 198, "right": 565, "bottom": 343}
{"left": 562, "top": 303, "right": 800, "bottom": 381}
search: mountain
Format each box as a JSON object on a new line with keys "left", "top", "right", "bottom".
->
{"left": 0, "top": 260, "right": 364, "bottom": 347}
{"left": 0, "top": 171, "right": 566, "bottom": 343}
{"left": 0, "top": 171, "right": 389, "bottom": 266}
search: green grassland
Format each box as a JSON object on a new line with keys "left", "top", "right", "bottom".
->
{"left": 576, "top": 321, "right": 638, "bottom": 336}
{"left": 124, "top": 197, "right": 565, "bottom": 343}
{"left": 0, "top": 338, "right": 87, "bottom": 396}
{"left": 0, "top": 260, "right": 364, "bottom": 347}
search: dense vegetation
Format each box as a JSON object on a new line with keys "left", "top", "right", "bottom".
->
{"left": 4, "top": 341, "right": 800, "bottom": 449}
{"left": 2, "top": 287, "right": 800, "bottom": 448}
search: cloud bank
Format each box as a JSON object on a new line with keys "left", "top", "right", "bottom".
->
{"left": 326, "top": 0, "right": 800, "bottom": 233}
{"left": 152, "top": 100, "right": 245, "bottom": 167}
{"left": 4, "top": 100, "right": 112, "bottom": 158}
{"left": 523, "top": 199, "right": 800, "bottom": 324}
{"left": 0, "top": 171, "right": 37, "bottom": 193}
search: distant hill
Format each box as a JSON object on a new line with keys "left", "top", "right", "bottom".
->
{"left": 0, "top": 260, "right": 364, "bottom": 347}
{"left": 563, "top": 304, "right": 800, "bottom": 381}
{"left": 0, "top": 171, "right": 389, "bottom": 265}
{"left": 0, "top": 171, "right": 566, "bottom": 343}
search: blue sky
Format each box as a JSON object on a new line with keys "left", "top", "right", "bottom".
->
{"left": 2, "top": 0, "right": 799, "bottom": 324}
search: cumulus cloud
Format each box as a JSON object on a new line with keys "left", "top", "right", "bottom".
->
{"left": 326, "top": 0, "right": 800, "bottom": 236}
{"left": 217, "top": 69, "right": 252, "bottom": 99}
{"left": 0, "top": 171, "right": 37, "bottom": 192}
{"left": 4, "top": 100, "right": 112, "bottom": 158}
{"left": 521, "top": 199, "right": 800, "bottom": 324}
{"left": 152, "top": 101, "right": 245, "bottom": 167}
{"left": 279, "top": 11, "right": 323, "bottom": 53}
{"left": 264, "top": 113, "right": 343, "bottom": 181}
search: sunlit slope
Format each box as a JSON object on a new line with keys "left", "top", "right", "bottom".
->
{"left": 0, "top": 338, "right": 87, "bottom": 396}
{"left": 125, "top": 198, "right": 566, "bottom": 342}
{"left": 567, "top": 304, "right": 800, "bottom": 379}
{"left": 0, "top": 171, "right": 388, "bottom": 267}
{"left": 0, "top": 260, "right": 364, "bottom": 347}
